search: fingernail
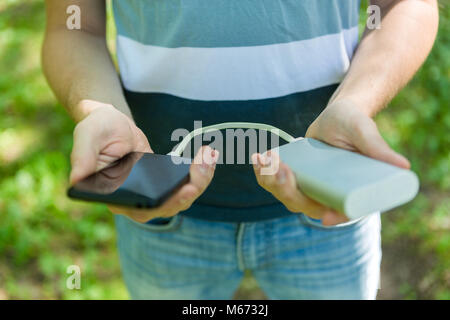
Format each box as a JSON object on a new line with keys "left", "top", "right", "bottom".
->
{"left": 259, "top": 153, "right": 272, "bottom": 166}
{"left": 211, "top": 149, "right": 218, "bottom": 165}
{"left": 199, "top": 148, "right": 215, "bottom": 173}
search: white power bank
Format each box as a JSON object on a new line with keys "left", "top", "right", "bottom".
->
{"left": 278, "top": 138, "right": 419, "bottom": 220}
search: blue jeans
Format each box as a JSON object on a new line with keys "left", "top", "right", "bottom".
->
{"left": 114, "top": 212, "right": 381, "bottom": 299}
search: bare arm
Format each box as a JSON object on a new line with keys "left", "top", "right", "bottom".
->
{"left": 42, "top": 0, "right": 218, "bottom": 223}
{"left": 42, "top": 0, "right": 131, "bottom": 121}
{"left": 330, "top": 0, "right": 439, "bottom": 116}
{"left": 254, "top": 0, "right": 439, "bottom": 225}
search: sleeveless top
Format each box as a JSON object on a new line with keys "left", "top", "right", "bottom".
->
{"left": 112, "top": 0, "right": 360, "bottom": 222}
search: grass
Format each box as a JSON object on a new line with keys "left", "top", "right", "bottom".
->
{"left": 0, "top": 0, "right": 448, "bottom": 299}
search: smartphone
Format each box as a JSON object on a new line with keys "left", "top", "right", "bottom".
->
{"left": 67, "top": 152, "right": 191, "bottom": 208}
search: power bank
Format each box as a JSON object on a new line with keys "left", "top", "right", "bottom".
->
{"left": 278, "top": 138, "right": 419, "bottom": 220}
{"left": 67, "top": 152, "right": 191, "bottom": 208}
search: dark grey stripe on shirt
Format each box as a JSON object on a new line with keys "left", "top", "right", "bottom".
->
{"left": 124, "top": 84, "right": 339, "bottom": 221}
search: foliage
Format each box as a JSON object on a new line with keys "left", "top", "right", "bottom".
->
{"left": 0, "top": 0, "right": 127, "bottom": 299}
{"left": 374, "top": 2, "right": 450, "bottom": 299}
{"left": 0, "top": 0, "right": 448, "bottom": 299}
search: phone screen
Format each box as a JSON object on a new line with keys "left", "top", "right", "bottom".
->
{"left": 67, "top": 152, "right": 191, "bottom": 208}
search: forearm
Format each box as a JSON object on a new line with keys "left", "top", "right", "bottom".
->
{"left": 330, "top": 0, "right": 439, "bottom": 116}
{"left": 42, "top": 3, "right": 131, "bottom": 122}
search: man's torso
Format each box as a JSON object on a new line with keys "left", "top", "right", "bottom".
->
{"left": 112, "top": 0, "right": 361, "bottom": 222}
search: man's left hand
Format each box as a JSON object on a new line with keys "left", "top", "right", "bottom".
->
{"left": 252, "top": 99, "right": 410, "bottom": 226}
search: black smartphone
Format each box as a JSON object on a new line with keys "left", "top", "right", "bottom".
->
{"left": 67, "top": 152, "right": 191, "bottom": 208}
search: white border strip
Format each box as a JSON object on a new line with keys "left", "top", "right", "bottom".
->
{"left": 117, "top": 27, "right": 359, "bottom": 101}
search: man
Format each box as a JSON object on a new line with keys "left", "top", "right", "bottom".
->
{"left": 42, "top": 0, "right": 438, "bottom": 299}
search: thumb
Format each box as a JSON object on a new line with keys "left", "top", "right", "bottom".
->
{"left": 70, "top": 123, "right": 101, "bottom": 185}
{"left": 354, "top": 118, "right": 410, "bottom": 169}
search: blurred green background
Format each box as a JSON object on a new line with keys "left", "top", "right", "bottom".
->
{"left": 0, "top": 0, "right": 448, "bottom": 300}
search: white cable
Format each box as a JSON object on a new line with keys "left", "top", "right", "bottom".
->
{"left": 169, "top": 122, "right": 297, "bottom": 157}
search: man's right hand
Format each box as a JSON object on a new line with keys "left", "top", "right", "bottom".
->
{"left": 108, "top": 146, "right": 218, "bottom": 223}
{"left": 70, "top": 100, "right": 152, "bottom": 185}
{"left": 70, "top": 100, "right": 219, "bottom": 223}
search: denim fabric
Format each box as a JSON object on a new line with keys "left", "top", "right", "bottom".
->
{"left": 114, "top": 212, "right": 381, "bottom": 300}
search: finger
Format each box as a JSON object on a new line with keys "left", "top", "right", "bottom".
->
{"left": 354, "top": 118, "right": 410, "bottom": 169}
{"left": 190, "top": 146, "right": 219, "bottom": 191}
{"left": 322, "top": 211, "right": 349, "bottom": 226}
{"left": 156, "top": 146, "right": 219, "bottom": 215}
{"left": 107, "top": 181, "right": 203, "bottom": 222}
{"left": 252, "top": 152, "right": 285, "bottom": 197}
{"left": 275, "top": 162, "right": 336, "bottom": 219}
{"left": 108, "top": 204, "right": 127, "bottom": 215}
{"left": 134, "top": 127, "right": 153, "bottom": 153}
{"left": 108, "top": 204, "right": 158, "bottom": 223}
{"left": 107, "top": 147, "right": 219, "bottom": 221}
{"left": 117, "top": 184, "right": 199, "bottom": 221}
{"left": 252, "top": 153, "right": 337, "bottom": 220}
{"left": 251, "top": 150, "right": 280, "bottom": 188}
{"left": 70, "top": 121, "right": 101, "bottom": 185}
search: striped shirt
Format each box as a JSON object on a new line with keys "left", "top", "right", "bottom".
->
{"left": 112, "top": 0, "right": 361, "bottom": 222}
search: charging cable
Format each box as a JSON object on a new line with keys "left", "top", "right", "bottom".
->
{"left": 169, "top": 122, "right": 298, "bottom": 157}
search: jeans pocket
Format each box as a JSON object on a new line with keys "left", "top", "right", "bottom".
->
{"left": 124, "top": 214, "right": 183, "bottom": 233}
{"left": 298, "top": 213, "right": 365, "bottom": 231}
